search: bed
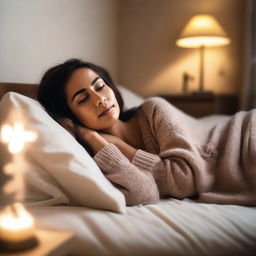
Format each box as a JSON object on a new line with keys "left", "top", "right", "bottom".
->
{"left": 0, "top": 82, "right": 256, "bottom": 256}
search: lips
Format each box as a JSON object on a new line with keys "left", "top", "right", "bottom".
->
{"left": 98, "top": 105, "right": 114, "bottom": 117}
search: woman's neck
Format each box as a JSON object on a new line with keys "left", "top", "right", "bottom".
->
{"left": 104, "top": 116, "right": 144, "bottom": 149}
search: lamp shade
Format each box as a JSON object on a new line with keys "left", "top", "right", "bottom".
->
{"left": 176, "top": 15, "right": 231, "bottom": 48}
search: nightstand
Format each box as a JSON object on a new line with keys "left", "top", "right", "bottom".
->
{"left": 0, "top": 229, "right": 74, "bottom": 256}
{"left": 159, "top": 93, "right": 239, "bottom": 117}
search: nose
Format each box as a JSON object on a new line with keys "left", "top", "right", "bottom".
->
{"left": 91, "top": 92, "right": 106, "bottom": 107}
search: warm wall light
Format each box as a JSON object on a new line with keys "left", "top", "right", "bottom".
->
{"left": 176, "top": 14, "right": 231, "bottom": 93}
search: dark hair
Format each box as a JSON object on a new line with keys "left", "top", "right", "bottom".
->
{"left": 38, "top": 58, "right": 135, "bottom": 125}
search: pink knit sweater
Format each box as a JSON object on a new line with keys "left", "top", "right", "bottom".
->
{"left": 94, "top": 97, "right": 256, "bottom": 206}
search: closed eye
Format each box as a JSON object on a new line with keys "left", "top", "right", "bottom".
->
{"left": 77, "top": 84, "right": 105, "bottom": 104}
{"left": 78, "top": 95, "right": 88, "bottom": 104}
{"left": 96, "top": 84, "right": 105, "bottom": 91}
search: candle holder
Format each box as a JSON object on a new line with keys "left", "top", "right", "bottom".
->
{"left": 0, "top": 122, "right": 38, "bottom": 252}
{"left": 0, "top": 203, "right": 38, "bottom": 251}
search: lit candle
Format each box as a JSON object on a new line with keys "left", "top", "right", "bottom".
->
{"left": 0, "top": 203, "right": 35, "bottom": 242}
{"left": 0, "top": 122, "right": 38, "bottom": 251}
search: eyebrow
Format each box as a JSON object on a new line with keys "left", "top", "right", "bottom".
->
{"left": 71, "top": 76, "right": 101, "bottom": 102}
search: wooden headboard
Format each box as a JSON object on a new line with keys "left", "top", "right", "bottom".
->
{"left": 0, "top": 82, "right": 38, "bottom": 100}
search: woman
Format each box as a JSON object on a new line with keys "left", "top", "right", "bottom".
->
{"left": 38, "top": 58, "right": 256, "bottom": 206}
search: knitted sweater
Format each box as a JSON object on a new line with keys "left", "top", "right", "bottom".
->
{"left": 94, "top": 97, "right": 256, "bottom": 206}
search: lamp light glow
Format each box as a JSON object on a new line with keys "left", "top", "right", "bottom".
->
{"left": 176, "top": 14, "right": 231, "bottom": 93}
{"left": 176, "top": 15, "right": 231, "bottom": 48}
{"left": 176, "top": 36, "right": 230, "bottom": 48}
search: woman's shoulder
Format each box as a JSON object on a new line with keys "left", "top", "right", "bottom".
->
{"left": 136, "top": 97, "right": 180, "bottom": 123}
{"left": 138, "top": 96, "right": 197, "bottom": 123}
{"left": 139, "top": 96, "right": 177, "bottom": 114}
{"left": 140, "top": 96, "right": 170, "bottom": 108}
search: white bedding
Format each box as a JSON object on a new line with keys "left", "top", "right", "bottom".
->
{"left": 29, "top": 112, "right": 256, "bottom": 256}
{"left": 30, "top": 199, "right": 256, "bottom": 256}
{"left": 1, "top": 85, "right": 255, "bottom": 255}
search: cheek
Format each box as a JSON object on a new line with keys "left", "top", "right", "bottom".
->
{"left": 115, "top": 104, "right": 120, "bottom": 119}
{"left": 109, "top": 91, "right": 119, "bottom": 106}
{"left": 110, "top": 94, "right": 120, "bottom": 118}
{"left": 76, "top": 108, "right": 95, "bottom": 123}
{"left": 69, "top": 105, "right": 94, "bottom": 125}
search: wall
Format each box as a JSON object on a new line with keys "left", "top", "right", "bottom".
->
{"left": 118, "top": 0, "right": 246, "bottom": 97}
{"left": 0, "top": 0, "right": 119, "bottom": 83}
{"left": 0, "top": 0, "right": 247, "bottom": 97}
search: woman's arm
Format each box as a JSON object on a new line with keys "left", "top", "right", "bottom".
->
{"left": 86, "top": 133, "right": 160, "bottom": 205}
{"left": 132, "top": 149, "right": 197, "bottom": 199}
{"left": 60, "top": 118, "right": 108, "bottom": 153}
{"left": 60, "top": 119, "right": 159, "bottom": 206}
{"left": 129, "top": 97, "right": 199, "bottom": 199}
{"left": 98, "top": 132, "right": 137, "bottom": 162}
{"left": 94, "top": 143, "right": 159, "bottom": 206}
{"left": 90, "top": 98, "right": 198, "bottom": 202}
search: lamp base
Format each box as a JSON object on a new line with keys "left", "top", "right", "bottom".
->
{"left": 0, "top": 236, "right": 38, "bottom": 252}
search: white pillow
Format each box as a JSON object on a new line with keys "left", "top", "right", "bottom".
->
{"left": 118, "top": 85, "right": 145, "bottom": 109}
{"left": 0, "top": 92, "right": 126, "bottom": 213}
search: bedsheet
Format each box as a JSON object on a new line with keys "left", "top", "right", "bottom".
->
{"left": 30, "top": 199, "right": 256, "bottom": 256}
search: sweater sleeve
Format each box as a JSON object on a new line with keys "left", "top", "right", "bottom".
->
{"left": 133, "top": 97, "right": 199, "bottom": 199}
{"left": 132, "top": 149, "right": 197, "bottom": 199}
{"left": 93, "top": 143, "right": 160, "bottom": 206}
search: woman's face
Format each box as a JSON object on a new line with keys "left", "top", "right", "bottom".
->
{"left": 65, "top": 68, "right": 120, "bottom": 131}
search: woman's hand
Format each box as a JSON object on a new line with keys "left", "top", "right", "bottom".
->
{"left": 59, "top": 118, "right": 137, "bottom": 160}
{"left": 59, "top": 118, "right": 108, "bottom": 155}
{"left": 59, "top": 118, "right": 97, "bottom": 140}
{"left": 98, "top": 132, "right": 122, "bottom": 145}
{"left": 99, "top": 132, "right": 137, "bottom": 162}
{"left": 58, "top": 118, "right": 76, "bottom": 137}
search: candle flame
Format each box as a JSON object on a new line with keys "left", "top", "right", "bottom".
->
{"left": 0, "top": 123, "right": 37, "bottom": 153}
{"left": 0, "top": 203, "right": 34, "bottom": 231}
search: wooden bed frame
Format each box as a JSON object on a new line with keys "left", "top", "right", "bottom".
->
{"left": 0, "top": 82, "right": 38, "bottom": 100}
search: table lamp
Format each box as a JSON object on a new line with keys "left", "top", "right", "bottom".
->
{"left": 176, "top": 14, "right": 231, "bottom": 93}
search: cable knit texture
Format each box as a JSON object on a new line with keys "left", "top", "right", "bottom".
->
{"left": 94, "top": 97, "right": 256, "bottom": 206}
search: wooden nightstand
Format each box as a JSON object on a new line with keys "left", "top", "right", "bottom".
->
{"left": 159, "top": 93, "right": 239, "bottom": 118}
{"left": 0, "top": 229, "right": 74, "bottom": 256}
